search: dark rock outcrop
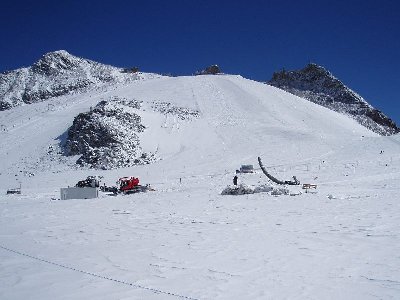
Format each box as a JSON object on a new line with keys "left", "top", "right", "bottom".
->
{"left": 63, "top": 96, "right": 199, "bottom": 169}
{"left": 196, "top": 65, "right": 222, "bottom": 75}
{"left": 65, "top": 100, "right": 156, "bottom": 169}
{"left": 268, "top": 64, "right": 399, "bottom": 135}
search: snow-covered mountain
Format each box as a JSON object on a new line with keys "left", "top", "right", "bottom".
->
{"left": 0, "top": 50, "right": 159, "bottom": 110}
{"left": 268, "top": 63, "right": 399, "bottom": 136}
{"left": 1, "top": 55, "right": 400, "bottom": 299}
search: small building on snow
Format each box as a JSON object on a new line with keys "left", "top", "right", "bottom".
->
{"left": 240, "top": 165, "right": 254, "bottom": 173}
{"left": 60, "top": 187, "right": 98, "bottom": 200}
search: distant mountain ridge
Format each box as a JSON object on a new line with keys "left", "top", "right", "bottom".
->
{"left": 268, "top": 64, "right": 399, "bottom": 136}
{"left": 1, "top": 51, "right": 398, "bottom": 136}
{"left": 0, "top": 50, "right": 157, "bottom": 110}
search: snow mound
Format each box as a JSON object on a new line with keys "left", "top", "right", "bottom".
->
{"left": 221, "top": 184, "right": 289, "bottom": 196}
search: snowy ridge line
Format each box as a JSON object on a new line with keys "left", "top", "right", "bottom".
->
{"left": 0, "top": 244, "right": 199, "bottom": 300}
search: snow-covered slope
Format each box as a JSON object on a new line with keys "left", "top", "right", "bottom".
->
{"left": 0, "top": 50, "right": 159, "bottom": 110}
{"left": 1, "top": 74, "right": 399, "bottom": 300}
{"left": 268, "top": 64, "right": 399, "bottom": 136}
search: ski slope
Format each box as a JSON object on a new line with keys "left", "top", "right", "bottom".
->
{"left": 1, "top": 75, "right": 399, "bottom": 299}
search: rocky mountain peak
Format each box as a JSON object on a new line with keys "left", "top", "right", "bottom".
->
{"left": 270, "top": 63, "right": 343, "bottom": 92}
{"left": 32, "top": 50, "right": 85, "bottom": 75}
{"left": 41, "top": 50, "right": 74, "bottom": 61}
{"left": 0, "top": 50, "right": 159, "bottom": 111}
{"left": 268, "top": 64, "right": 399, "bottom": 135}
{"left": 303, "top": 63, "right": 330, "bottom": 75}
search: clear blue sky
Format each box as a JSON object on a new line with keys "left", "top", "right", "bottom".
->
{"left": 1, "top": 0, "right": 399, "bottom": 124}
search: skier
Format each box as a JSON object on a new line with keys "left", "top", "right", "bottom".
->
{"left": 233, "top": 175, "right": 238, "bottom": 186}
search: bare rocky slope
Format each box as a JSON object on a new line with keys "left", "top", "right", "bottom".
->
{"left": 64, "top": 96, "right": 199, "bottom": 169}
{"left": 268, "top": 64, "right": 399, "bottom": 135}
{"left": 0, "top": 50, "right": 155, "bottom": 110}
{"left": 65, "top": 99, "right": 156, "bottom": 169}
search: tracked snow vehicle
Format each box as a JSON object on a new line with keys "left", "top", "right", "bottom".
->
{"left": 100, "top": 176, "right": 152, "bottom": 195}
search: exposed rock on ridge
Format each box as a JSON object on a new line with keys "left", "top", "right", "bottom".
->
{"left": 196, "top": 65, "right": 222, "bottom": 75}
{"left": 65, "top": 99, "right": 156, "bottom": 169}
{"left": 0, "top": 50, "right": 156, "bottom": 110}
{"left": 268, "top": 64, "right": 399, "bottom": 135}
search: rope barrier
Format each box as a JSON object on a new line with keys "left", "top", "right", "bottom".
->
{"left": 0, "top": 244, "right": 199, "bottom": 300}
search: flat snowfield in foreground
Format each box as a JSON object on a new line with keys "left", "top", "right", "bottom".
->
{"left": 1, "top": 168, "right": 400, "bottom": 300}
{"left": 1, "top": 75, "right": 400, "bottom": 299}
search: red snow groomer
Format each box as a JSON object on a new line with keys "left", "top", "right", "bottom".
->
{"left": 100, "top": 176, "right": 153, "bottom": 195}
{"left": 115, "top": 176, "right": 150, "bottom": 194}
{"left": 118, "top": 176, "right": 139, "bottom": 192}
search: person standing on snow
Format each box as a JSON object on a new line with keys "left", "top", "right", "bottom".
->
{"left": 233, "top": 175, "right": 238, "bottom": 186}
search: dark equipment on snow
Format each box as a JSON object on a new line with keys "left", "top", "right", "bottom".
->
{"left": 7, "top": 188, "right": 21, "bottom": 195}
{"left": 7, "top": 183, "right": 22, "bottom": 195}
{"left": 76, "top": 176, "right": 100, "bottom": 188}
{"left": 258, "top": 157, "right": 300, "bottom": 185}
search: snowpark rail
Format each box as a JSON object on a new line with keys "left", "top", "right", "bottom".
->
{"left": 258, "top": 157, "right": 300, "bottom": 185}
{"left": 0, "top": 244, "right": 199, "bottom": 300}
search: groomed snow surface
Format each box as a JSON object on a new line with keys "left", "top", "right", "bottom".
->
{"left": 1, "top": 75, "right": 399, "bottom": 299}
